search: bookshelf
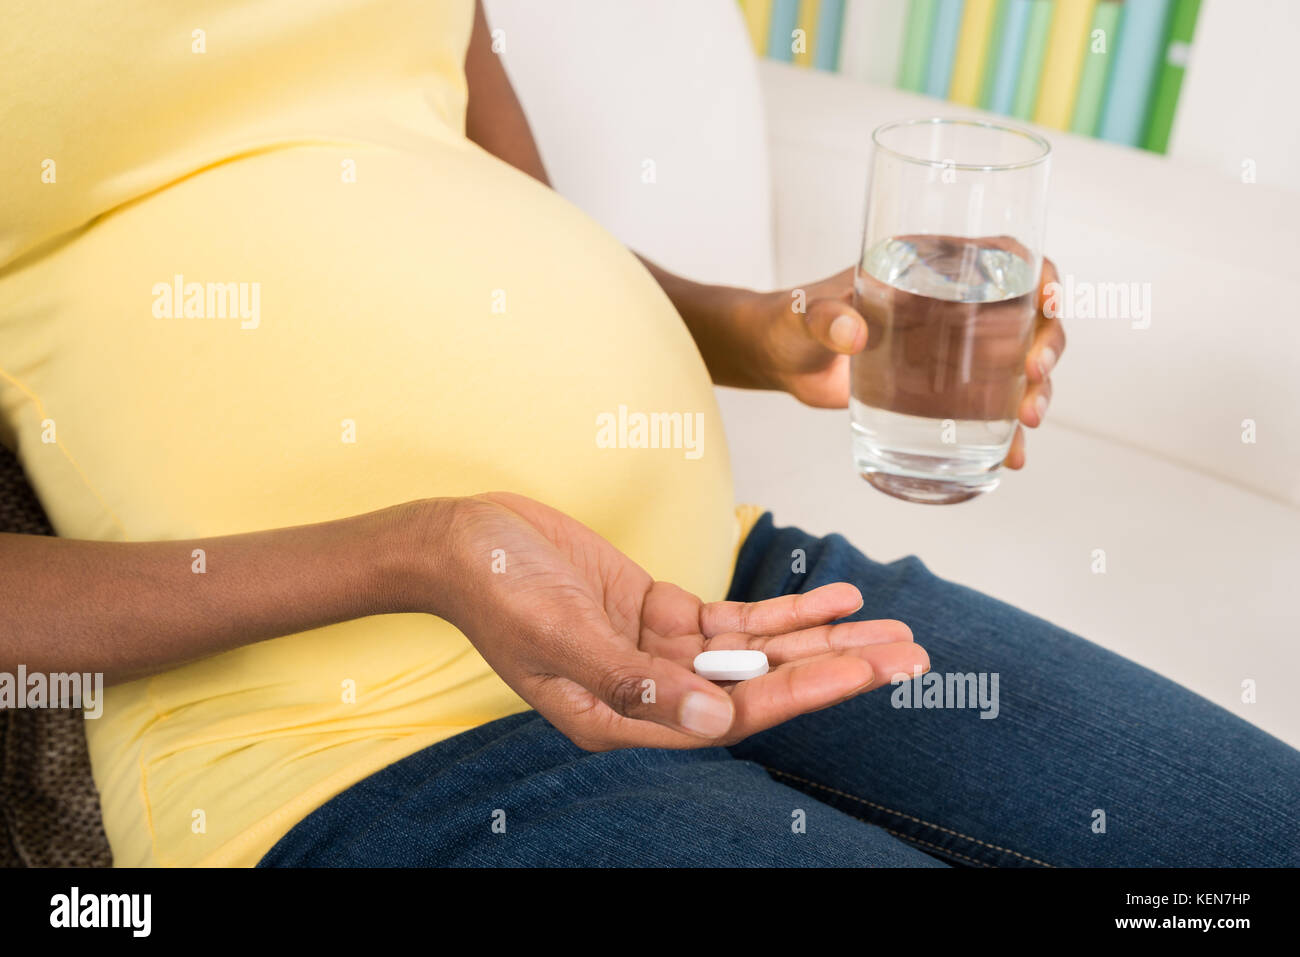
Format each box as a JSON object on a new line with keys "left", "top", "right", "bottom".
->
{"left": 738, "top": 0, "right": 1202, "bottom": 153}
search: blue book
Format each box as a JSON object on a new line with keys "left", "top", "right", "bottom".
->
{"left": 924, "top": 0, "right": 966, "bottom": 98}
{"left": 815, "top": 0, "right": 846, "bottom": 71}
{"left": 982, "top": 0, "right": 1030, "bottom": 112}
{"left": 1098, "top": 0, "right": 1173, "bottom": 146}
{"left": 767, "top": 0, "right": 801, "bottom": 62}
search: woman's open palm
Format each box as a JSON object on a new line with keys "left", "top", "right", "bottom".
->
{"left": 432, "top": 492, "right": 929, "bottom": 751}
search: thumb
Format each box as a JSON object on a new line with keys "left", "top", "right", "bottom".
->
{"left": 803, "top": 297, "right": 868, "bottom": 354}
{"left": 579, "top": 646, "right": 736, "bottom": 740}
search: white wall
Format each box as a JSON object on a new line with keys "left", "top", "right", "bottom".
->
{"left": 1167, "top": 0, "right": 1300, "bottom": 190}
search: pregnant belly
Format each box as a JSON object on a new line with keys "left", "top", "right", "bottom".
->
{"left": 2, "top": 138, "right": 739, "bottom": 866}
{"left": 2, "top": 139, "right": 736, "bottom": 598}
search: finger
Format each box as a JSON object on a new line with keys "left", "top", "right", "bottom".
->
{"left": 726, "top": 640, "right": 931, "bottom": 740}
{"left": 1037, "top": 255, "right": 1060, "bottom": 314}
{"left": 704, "top": 618, "right": 913, "bottom": 665}
{"left": 1029, "top": 258, "right": 1066, "bottom": 384}
{"left": 1019, "top": 377, "right": 1053, "bottom": 428}
{"left": 573, "top": 644, "right": 738, "bottom": 740}
{"left": 1003, "top": 424, "right": 1026, "bottom": 470}
{"left": 699, "top": 582, "right": 864, "bottom": 639}
{"left": 1027, "top": 317, "right": 1065, "bottom": 384}
{"left": 802, "top": 297, "right": 868, "bottom": 355}
{"left": 560, "top": 639, "right": 930, "bottom": 752}
{"left": 983, "top": 235, "right": 1036, "bottom": 261}
{"left": 528, "top": 674, "right": 710, "bottom": 752}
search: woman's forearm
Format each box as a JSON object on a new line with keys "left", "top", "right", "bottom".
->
{"left": 465, "top": 0, "right": 549, "bottom": 185}
{"left": 636, "top": 255, "right": 770, "bottom": 390}
{"left": 0, "top": 500, "right": 449, "bottom": 684}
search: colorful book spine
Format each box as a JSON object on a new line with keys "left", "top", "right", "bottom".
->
{"left": 794, "top": 0, "right": 820, "bottom": 66}
{"left": 1070, "top": 0, "right": 1122, "bottom": 134}
{"left": 981, "top": 0, "right": 1031, "bottom": 112}
{"left": 839, "top": 0, "right": 908, "bottom": 85}
{"left": 923, "top": 0, "right": 966, "bottom": 98}
{"left": 814, "top": 0, "right": 846, "bottom": 70}
{"left": 949, "top": 0, "right": 999, "bottom": 104}
{"left": 740, "top": 0, "right": 773, "bottom": 55}
{"left": 1143, "top": 0, "right": 1200, "bottom": 153}
{"left": 1011, "top": 0, "right": 1054, "bottom": 119}
{"left": 1034, "top": 0, "right": 1096, "bottom": 128}
{"left": 976, "top": 0, "right": 1008, "bottom": 107}
{"left": 767, "top": 0, "right": 801, "bottom": 62}
{"left": 898, "top": 0, "right": 938, "bottom": 91}
{"left": 1097, "top": 0, "right": 1172, "bottom": 146}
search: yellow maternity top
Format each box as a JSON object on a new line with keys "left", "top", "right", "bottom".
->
{"left": 0, "top": 1, "right": 754, "bottom": 866}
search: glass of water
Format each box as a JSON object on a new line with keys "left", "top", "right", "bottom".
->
{"left": 851, "top": 118, "right": 1051, "bottom": 504}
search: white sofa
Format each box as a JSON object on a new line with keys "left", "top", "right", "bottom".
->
{"left": 488, "top": 0, "right": 1300, "bottom": 748}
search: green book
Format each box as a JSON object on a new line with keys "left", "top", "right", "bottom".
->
{"left": 1011, "top": 0, "right": 1053, "bottom": 120}
{"left": 1071, "top": 0, "right": 1122, "bottom": 135}
{"left": 898, "top": 0, "right": 938, "bottom": 91}
{"left": 1143, "top": 0, "right": 1201, "bottom": 153}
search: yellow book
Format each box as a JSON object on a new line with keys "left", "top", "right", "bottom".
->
{"left": 1034, "top": 0, "right": 1097, "bottom": 129}
{"left": 740, "top": 0, "right": 774, "bottom": 55}
{"left": 948, "top": 0, "right": 999, "bottom": 105}
{"left": 795, "top": 0, "right": 820, "bottom": 67}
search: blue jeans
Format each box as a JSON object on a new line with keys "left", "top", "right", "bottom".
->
{"left": 259, "top": 514, "right": 1300, "bottom": 867}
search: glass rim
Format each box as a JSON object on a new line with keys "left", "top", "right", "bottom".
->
{"left": 872, "top": 117, "right": 1052, "bottom": 172}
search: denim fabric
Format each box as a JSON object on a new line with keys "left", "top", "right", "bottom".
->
{"left": 260, "top": 513, "right": 1300, "bottom": 867}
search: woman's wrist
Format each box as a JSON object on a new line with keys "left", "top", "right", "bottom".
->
{"left": 719, "top": 287, "right": 784, "bottom": 390}
{"left": 688, "top": 285, "right": 761, "bottom": 389}
{"left": 385, "top": 497, "right": 463, "bottom": 618}
{"left": 635, "top": 254, "right": 779, "bottom": 390}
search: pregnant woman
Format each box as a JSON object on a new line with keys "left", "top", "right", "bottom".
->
{"left": 2, "top": 1, "right": 1296, "bottom": 868}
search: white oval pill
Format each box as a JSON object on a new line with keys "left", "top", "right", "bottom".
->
{"left": 693, "top": 649, "right": 769, "bottom": 682}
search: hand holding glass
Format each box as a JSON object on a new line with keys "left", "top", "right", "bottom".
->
{"left": 851, "top": 119, "right": 1051, "bottom": 504}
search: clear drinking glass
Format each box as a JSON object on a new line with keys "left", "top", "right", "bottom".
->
{"left": 851, "top": 118, "right": 1051, "bottom": 504}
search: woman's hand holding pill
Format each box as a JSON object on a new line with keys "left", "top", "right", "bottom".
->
{"left": 414, "top": 492, "right": 929, "bottom": 751}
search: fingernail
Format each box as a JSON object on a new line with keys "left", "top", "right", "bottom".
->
{"left": 829, "top": 314, "right": 858, "bottom": 351}
{"left": 680, "top": 691, "right": 734, "bottom": 738}
{"left": 1036, "top": 347, "right": 1057, "bottom": 378}
{"left": 1035, "top": 393, "right": 1049, "bottom": 422}
{"left": 892, "top": 648, "right": 931, "bottom": 682}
